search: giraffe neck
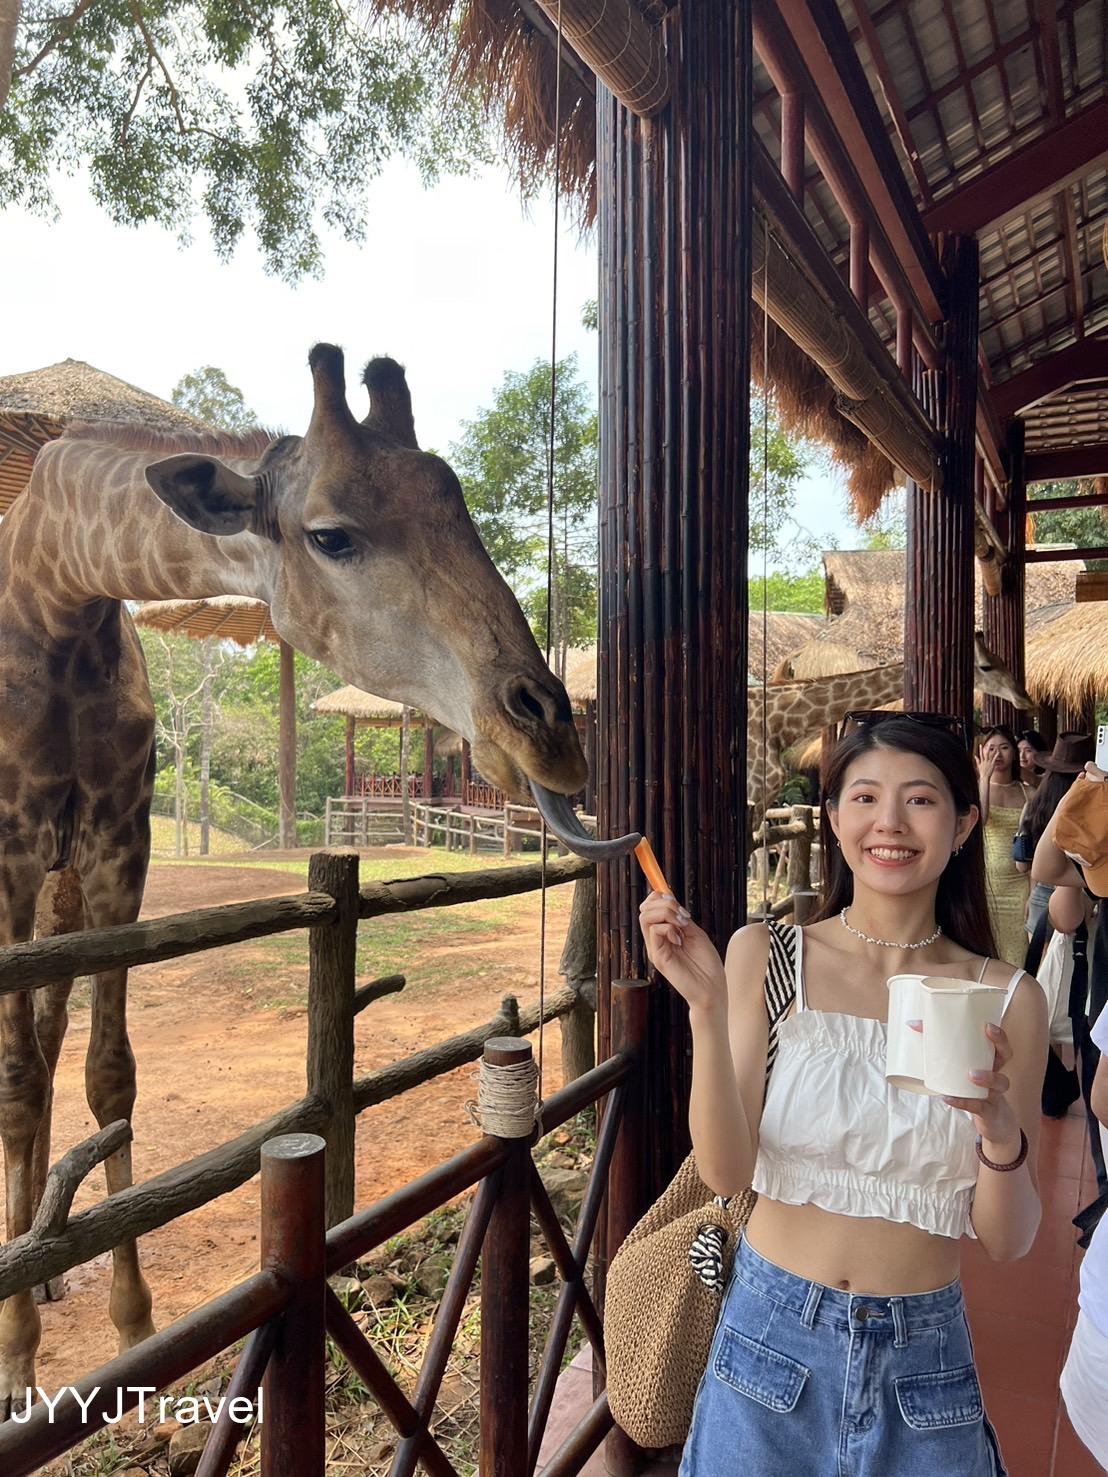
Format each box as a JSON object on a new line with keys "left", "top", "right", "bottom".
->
{"left": 0, "top": 439, "right": 272, "bottom": 622}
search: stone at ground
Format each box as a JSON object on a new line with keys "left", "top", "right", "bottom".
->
{"left": 168, "top": 1420, "right": 212, "bottom": 1476}
{"left": 361, "top": 1273, "right": 398, "bottom": 1306}
{"left": 329, "top": 1273, "right": 364, "bottom": 1306}
{"left": 540, "top": 1166, "right": 589, "bottom": 1220}
{"left": 415, "top": 1251, "right": 453, "bottom": 1298}
{"left": 530, "top": 1256, "right": 557, "bottom": 1285}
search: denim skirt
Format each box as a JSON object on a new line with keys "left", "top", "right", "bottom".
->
{"left": 680, "top": 1237, "right": 1006, "bottom": 1477}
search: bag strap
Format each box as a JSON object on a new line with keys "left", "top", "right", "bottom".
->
{"left": 763, "top": 920, "right": 798, "bottom": 1082}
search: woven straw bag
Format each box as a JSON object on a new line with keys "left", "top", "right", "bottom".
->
{"left": 603, "top": 922, "right": 797, "bottom": 1450}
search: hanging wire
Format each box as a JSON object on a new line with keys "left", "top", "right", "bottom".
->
{"left": 537, "top": 0, "right": 566, "bottom": 1109}
{"left": 760, "top": 218, "right": 772, "bottom": 918}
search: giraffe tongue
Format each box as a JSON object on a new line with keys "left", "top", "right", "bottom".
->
{"left": 529, "top": 782, "right": 641, "bottom": 862}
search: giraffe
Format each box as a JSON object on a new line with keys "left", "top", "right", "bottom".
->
{"left": 749, "top": 636, "right": 1034, "bottom": 803}
{"left": 746, "top": 664, "right": 906, "bottom": 804}
{"left": 0, "top": 344, "right": 587, "bottom": 1417}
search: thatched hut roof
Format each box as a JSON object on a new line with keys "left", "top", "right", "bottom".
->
{"left": 311, "top": 687, "right": 424, "bottom": 724}
{"left": 1025, "top": 602, "right": 1108, "bottom": 709}
{"left": 132, "top": 597, "right": 279, "bottom": 647}
{"left": 779, "top": 549, "right": 1078, "bottom": 678}
{"left": 0, "top": 359, "right": 208, "bottom": 514}
{"left": 559, "top": 619, "right": 827, "bottom": 702}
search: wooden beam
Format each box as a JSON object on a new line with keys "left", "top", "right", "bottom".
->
{"left": 990, "top": 337, "right": 1108, "bottom": 419}
{"left": 1028, "top": 446, "right": 1108, "bottom": 483}
{"left": 921, "top": 99, "right": 1108, "bottom": 234}
{"left": 1028, "top": 485, "right": 1108, "bottom": 509}
{"left": 780, "top": 89, "right": 805, "bottom": 200}
{"left": 752, "top": 0, "right": 941, "bottom": 365}
{"left": 771, "top": 0, "right": 944, "bottom": 318}
{"left": 1025, "top": 544, "right": 1108, "bottom": 563}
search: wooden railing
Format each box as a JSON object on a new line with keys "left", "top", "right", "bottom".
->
{"left": 749, "top": 803, "right": 820, "bottom": 922}
{"left": 324, "top": 795, "right": 406, "bottom": 846}
{"left": 0, "top": 855, "right": 596, "bottom": 1308}
{"left": 0, "top": 982, "right": 651, "bottom": 1477}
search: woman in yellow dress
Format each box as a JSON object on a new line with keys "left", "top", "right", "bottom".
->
{"left": 977, "top": 724, "right": 1034, "bottom": 965}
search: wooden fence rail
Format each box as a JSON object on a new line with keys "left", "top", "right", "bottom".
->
{"left": 0, "top": 989, "right": 647, "bottom": 1477}
{"left": 0, "top": 853, "right": 596, "bottom": 1308}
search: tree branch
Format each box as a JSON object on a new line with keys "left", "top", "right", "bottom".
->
{"left": 127, "top": 0, "right": 187, "bottom": 134}
{"left": 11, "top": 0, "right": 101, "bottom": 85}
{"left": 0, "top": 0, "right": 20, "bottom": 109}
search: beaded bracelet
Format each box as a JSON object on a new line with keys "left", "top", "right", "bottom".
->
{"left": 974, "top": 1128, "right": 1028, "bottom": 1172}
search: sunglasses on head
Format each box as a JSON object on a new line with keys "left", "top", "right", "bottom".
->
{"left": 838, "top": 710, "right": 972, "bottom": 748}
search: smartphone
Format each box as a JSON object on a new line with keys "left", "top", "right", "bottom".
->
{"left": 1096, "top": 725, "right": 1108, "bottom": 773}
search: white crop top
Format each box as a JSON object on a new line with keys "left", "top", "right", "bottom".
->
{"left": 750, "top": 926, "right": 1025, "bottom": 1241}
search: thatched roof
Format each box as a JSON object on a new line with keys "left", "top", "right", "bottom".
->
{"left": 1026, "top": 602, "right": 1108, "bottom": 709}
{"left": 562, "top": 646, "right": 598, "bottom": 705}
{"left": 779, "top": 549, "right": 1078, "bottom": 678}
{"left": 0, "top": 359, "right": 208, "bottom": 515}
{"left": 132, "top": 597, "right": 279, "bottom": 647}
{"left": 311, "top": 686, "right": 422, "bottom": 723}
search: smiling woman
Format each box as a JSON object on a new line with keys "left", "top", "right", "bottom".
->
{"left": 637, "top": 715, "right": 1047, "bottom": 1477}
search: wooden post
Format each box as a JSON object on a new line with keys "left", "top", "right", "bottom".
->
{"left": 306, "top": 851, "right": 358, "bottom": 1227}
{"left": 905, "top": 235, "right": 978, "bottom": 720}
{"left": 786, "top": 804, "right": 812, "bottom": 899}
{"left": 400, "top": 706, "right": 411, "bottom": 843}
{"left": 558, "top": 871, "right": 598, "bottom": 1084}
{"left": 344, "top": 715, "right": 355, "bottom": 797}
{"left": 422, "top": 719, "right": 434, "bottom": 801}
{"left": 461, "top": 737, "right": 472, "bottom": 806}
{"left": 982, "top": 421, "right": 1028, "bottom": 729}
{"left": 278, "top": 639, "right": 297, "bottom": 850}
{"left": 780, "top": 89, "right": 805, "bottom": 200}
{"left": 479, "top": 1039, "right": 532, "bottom": 1477}
{"left": 602, "top": 981, "right": 650, "bottom": 1475}
{"left": 597, "top": 0, "right": 752, "bottom": 1199}
{"left": 260, "top": 1133, "right": 326, "bottom": 1477}
{"left": 849, "top": 218, "right": 870, "bottom": 303}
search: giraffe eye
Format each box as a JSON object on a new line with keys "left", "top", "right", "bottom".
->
{"left": 309, "top": 528, "right": 354, "bottom": 559}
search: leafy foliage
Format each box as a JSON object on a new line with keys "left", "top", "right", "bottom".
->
{"left": 172, "top": 365, "right": 258, "bottom": 429}
{"left": 2, "top": 2, "right": 486, "bottom": 278}
{"left": 748, "top": 393, "right": 816, "bottom": 559}
{"left": 747, "top": 568, "right": 826, "bottom": 614}
{"left": 1028, "top": 479, "right": 1108, "bottom": 569}
{"left": 449, "top": 355, "right": 598, "bottom": 673}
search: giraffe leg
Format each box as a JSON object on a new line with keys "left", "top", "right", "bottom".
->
{"left": 82, "top": 962, "right": 154, "bottom": 1351}
{"left": 0, "top": 862, "right": 49, "bottom": 1421}
{"left": 28, "top": 869, "right": 84, "bottom": 1304}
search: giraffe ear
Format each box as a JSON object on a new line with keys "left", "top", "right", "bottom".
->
{"left": 145, "top": 454, "right": 264, "bottom": 538}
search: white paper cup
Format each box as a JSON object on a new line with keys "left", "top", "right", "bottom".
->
{"left": 885, "top": 974, "right": 930, "bottom": 1093}
{"left": 920, "top": 978, "right": 1007, "bottom": 1099}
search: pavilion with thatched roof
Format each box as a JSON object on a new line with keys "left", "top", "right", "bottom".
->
{"left": 1027, "top": 602, "right": 1108, "bottom": 723}
{"left": 0, "top": 358, "right": 208, "bottom": 513}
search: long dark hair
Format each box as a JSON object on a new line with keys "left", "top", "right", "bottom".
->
{"left": 979, "top": 724, "right": 1020, "bottom": 783}
{"left": 814, "top": 718, "right": 998, "bottom": 958}
{"left": 1022, "top": 766, "right": 1080, "bottom": 849}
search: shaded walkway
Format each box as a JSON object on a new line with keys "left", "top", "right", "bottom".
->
{"left": 538, "top": 1106, "right": 1103, "bottom": 1475}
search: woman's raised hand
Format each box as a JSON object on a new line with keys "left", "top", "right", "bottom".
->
{"left": 638, "top": 892, "right": 727, "bottom": 1015}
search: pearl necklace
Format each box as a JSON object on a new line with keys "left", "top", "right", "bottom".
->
{"left": 839, "top": 908, "right": 942, "bottom": 951}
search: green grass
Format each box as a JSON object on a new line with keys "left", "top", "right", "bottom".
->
{"left": 148, "top": 815, "right": 245, "bottom": 857}
{"left": 146, "top": 847, "right": 551, "bottom": 882}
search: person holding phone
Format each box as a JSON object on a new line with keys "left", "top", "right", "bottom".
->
{"left": 640, "top": 713, "right": 1046, "bottom": 1477}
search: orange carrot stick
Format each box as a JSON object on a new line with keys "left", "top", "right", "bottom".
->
{"left": 634, "top": 837, "right": 671, "bottom": 895}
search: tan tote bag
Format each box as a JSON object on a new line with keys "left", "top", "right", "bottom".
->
{"left": 603, "top": 920, "right": 797, "bottom": 1450}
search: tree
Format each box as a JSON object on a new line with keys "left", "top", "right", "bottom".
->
{"left": 748, "top": 568, "right": 826, "bottom": 614}
{"left": 1, "top": 3, "right": 485, "bottom": 279}
{"left": 749, "top": 394, "right": 816, "bottom": 560}
{"left": 1028, "top": 478, "right": 1108, "bottom": 568}
{"left": 450, "top": 355, "right": 598, "bottom": 677}
{"left": 172, "top": 366, "right": 258, "bottom": 431}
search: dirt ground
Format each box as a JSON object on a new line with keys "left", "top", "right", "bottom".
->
{"left": 8, "top": 849, "right": 575, "bottom": 1391}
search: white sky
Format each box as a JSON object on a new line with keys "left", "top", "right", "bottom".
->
{"left": 0, "top": 158, "right": 860, "bottom": 565}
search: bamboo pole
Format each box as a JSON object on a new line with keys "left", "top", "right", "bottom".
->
{"left": 981, "top": 421, "right": 1028, "bottom": 729}
{"left": 905, "top": 236, "right": 979, "bottom": 718}
{"left": 278, "top": 639, "right": 297, "bottom": 850}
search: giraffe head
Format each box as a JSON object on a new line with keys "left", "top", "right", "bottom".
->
{"left": 144, "top": 345, "right": 587, "bottom": 801}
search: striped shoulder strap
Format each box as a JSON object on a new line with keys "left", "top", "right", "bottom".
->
{"left": 763, "top": 921, "right": 798, "bottom": 1081}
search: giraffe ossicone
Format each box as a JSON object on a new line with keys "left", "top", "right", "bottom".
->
{"left": 0, "top": 344, "right": 587, "bottom": 1418}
